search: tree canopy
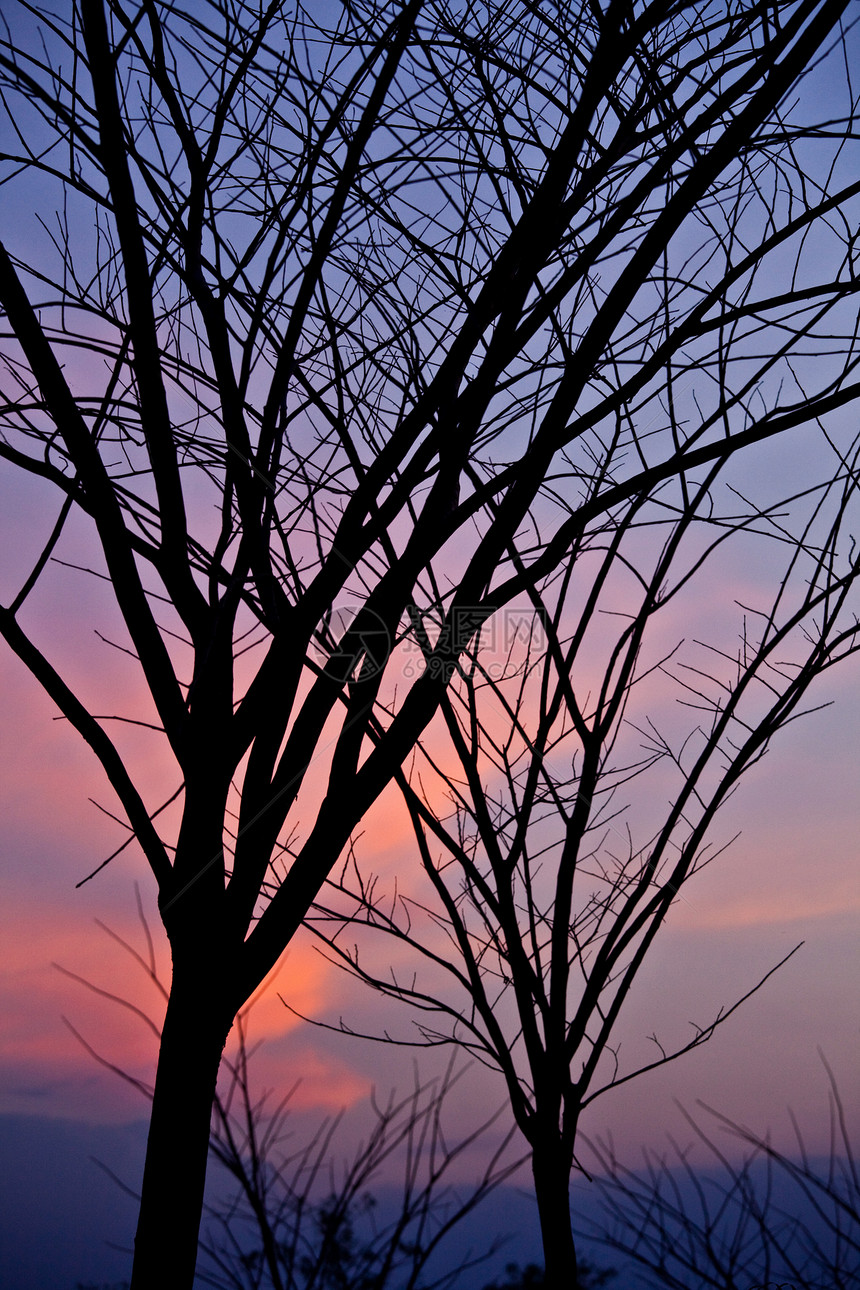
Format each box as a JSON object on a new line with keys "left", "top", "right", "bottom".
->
{"left": 2, "top": 1, "right": 859, "bottom": 1285}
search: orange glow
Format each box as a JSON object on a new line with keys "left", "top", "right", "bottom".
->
{"left": 1, "top": 547, "right": 857, "bottom": 1153}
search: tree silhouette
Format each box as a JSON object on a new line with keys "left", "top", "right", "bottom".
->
{"left": 2, "top": 1, "right": 860, "bottom": 1286}
{"left": 58, "top": 901, "right": 524, "bottom": 1290}
{"left": 480, "top": 1259, "right": 616, "bottom": 1290}
{"left": 203, "top": 1031, "right": 522, "bottom": 1290}
{"left": 578, "top": 1060, "right": 859, "bottom": 1289}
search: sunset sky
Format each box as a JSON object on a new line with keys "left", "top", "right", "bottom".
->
{"left": 3, "top": 619, "right": 857, "bottom": 1127}
{"left": 2, "top": 4, "right": 860, "bottom": 1287}
{"left": 1, "top": 530, "right": 857, "bottom": 1286}
{"left": 1, "top": 242, "right": 859, "bottom": 1290}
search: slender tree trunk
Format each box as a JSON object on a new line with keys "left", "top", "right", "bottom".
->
{"left": 130, "top": 957, "right": 233, "bottom": 1290}
{"left": 532, "top": 1136, "right": 577, "bottom": 1288}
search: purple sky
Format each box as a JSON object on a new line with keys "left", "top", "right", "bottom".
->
{"left": 1, "top": 7, "right": 858, "bottom": 1286}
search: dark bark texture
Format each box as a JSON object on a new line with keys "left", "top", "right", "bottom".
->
{"left": 131, "top": 961, "right": 232, "bottom": 1290}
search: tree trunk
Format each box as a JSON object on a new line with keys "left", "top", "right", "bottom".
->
{"left": 130, "top": 959, "right": 233, "bottom": 1290}
{"left": 532, "top": 1136, "right": 577, "bottom": 1288}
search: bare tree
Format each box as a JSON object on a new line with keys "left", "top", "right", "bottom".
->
{"left": 1, "top": 0, "right": 860, "bottom": 1285}
{"left": 59, "top": 906, "right": 523, "bottom": 1290}
{"left": 203, "top": 1037, "right": 520, "bottom": 1290}
{"left": 307, "top": 463, "right": 860, "bottom": 1279}
{"left": 577, "top": 1059, "right": 860, "bottom": 1289}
